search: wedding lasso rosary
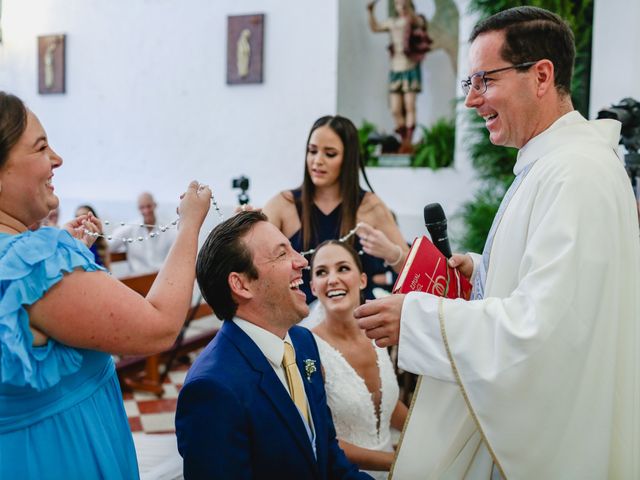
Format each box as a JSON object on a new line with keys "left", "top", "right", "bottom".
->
{"left": 299, "top": 222, "right": 364, "bottom": 257}
{"left": 81, "top": 193, "right": 224, "bottom": 243}
{"left": 81, "top": 191, "right": 364, "bottom": 257}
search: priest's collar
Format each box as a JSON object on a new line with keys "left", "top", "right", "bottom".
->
{"left": 513, "top": 110, "right": 584, "bottom": 175}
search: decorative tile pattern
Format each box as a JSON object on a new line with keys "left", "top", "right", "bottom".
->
{"left": 122, "top": 315, "right": 221, "bottom": 435}
{"left": 125, "top": 362, "right": 191, "bottom": 434}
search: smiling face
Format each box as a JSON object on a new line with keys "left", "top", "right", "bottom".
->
{"left": 311, "top": 243, "right": 366, "bottom": 316}
{"left": 464, "top": 31, "right": 541, "bottom": 149}
{"left": 243, "top": 221, "right": 310, "bottom": 330}
{"left": 306, "top": 125, "right": 344, "bottom": 189}
{"left": 0, "top": 110, "right": 62, "bottom": 227}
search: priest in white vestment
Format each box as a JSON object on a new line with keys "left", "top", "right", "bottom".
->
{"left": 355, "top": 7, "right": 640, "bottom": 479}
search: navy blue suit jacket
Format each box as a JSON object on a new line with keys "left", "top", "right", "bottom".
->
{"left": 175, "top": 321, "right": 372, "bottom": 480}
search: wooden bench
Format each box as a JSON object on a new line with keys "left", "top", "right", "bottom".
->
{"left": 115, "top": 271, "right": 217, "bottom": 396}
{"left": 109, "top": 251, "right": 127, "bottom": 263}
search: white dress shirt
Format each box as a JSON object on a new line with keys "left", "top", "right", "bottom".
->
{"left": 109, "top": 223, "right": 177, "bottom": 275}
{"left": 233, "top": 317, "right": 316, "bottom": 456}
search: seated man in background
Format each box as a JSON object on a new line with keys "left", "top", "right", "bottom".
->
{"left": 109, "top": 191, "right": 176, "bottom": 274}
{"left": 175, "top": 211, "right": 372, "bottom": 479}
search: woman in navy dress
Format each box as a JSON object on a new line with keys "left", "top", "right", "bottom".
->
{"left": 0, "top": 92, "right": 211, "bottom": 479}
{"left": 263, "top": 115, "right": 408, "bottom": 304}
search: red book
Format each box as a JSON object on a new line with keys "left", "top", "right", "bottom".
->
{"left": 392, "top": 236, "right": 472, "bottom": 299}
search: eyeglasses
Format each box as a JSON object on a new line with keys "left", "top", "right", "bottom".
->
{"left": 461, "top": 61, "right": 537, "bottom": 96}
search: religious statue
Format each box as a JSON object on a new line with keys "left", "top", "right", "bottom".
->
{"left": 44, "top": 41, "right": 58, "bottom": 89}
{"left": 367, "top": 0, "right": 431, "bottom": 153}
{"left": 236, "top": 29, "right": 251, "bottom": 78}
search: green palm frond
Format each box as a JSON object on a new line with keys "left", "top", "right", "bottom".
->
{"left": 413, "top": 118, "right": 456, "bottom": 169}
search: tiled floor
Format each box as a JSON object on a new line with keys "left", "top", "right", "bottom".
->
{"left": 123, "top": 364, "right": 191, "bottom": 479}
{"left": 124, "top": 367, "right": 186, "bottom": 434}
{"left": 123, "top": 315, "right": 220, "bottom": 434}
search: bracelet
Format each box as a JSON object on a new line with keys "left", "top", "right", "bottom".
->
{"left": 385, "top": 244, "right": 404, "bottom": 267}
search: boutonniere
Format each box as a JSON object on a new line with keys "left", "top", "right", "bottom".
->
{"left": 304, "top": 359, "right": 317, "bottom": 382}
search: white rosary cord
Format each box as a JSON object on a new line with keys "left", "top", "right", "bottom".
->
{"left": 82, "top": 193, "right": 225, "bottom": 243}
{"left": 299, "top": 222, "right": 365, "bottom": 257}
{"left": 82, "top": 196, "right": 366, "bottom": 264}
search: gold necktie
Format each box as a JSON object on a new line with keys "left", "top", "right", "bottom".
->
{"left": 282, "top": 341, "right": 309, "bottom": 424}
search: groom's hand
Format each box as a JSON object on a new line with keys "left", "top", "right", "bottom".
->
{"left": 354, "top": 294, "right": 405, "bottom": 348}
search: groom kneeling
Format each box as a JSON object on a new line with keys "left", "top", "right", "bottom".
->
{"left": 176, "top": 211, "right": 372, "bottom": 479}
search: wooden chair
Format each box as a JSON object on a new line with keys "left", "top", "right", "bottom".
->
{"left": 116, "top": 272, "right": 217, "bottom": 396}
{"left": 108, "top": 250, "right": 130, "bottom": 278}
{"left": 109, "top": 251, "right": 127, "bottom": 263}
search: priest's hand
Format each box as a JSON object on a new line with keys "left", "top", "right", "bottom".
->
{"left": 447, "top": 253, "right": 474, "bottom": 280}
{"left": 354, "top": 294, "right": 406, "bottom": 348}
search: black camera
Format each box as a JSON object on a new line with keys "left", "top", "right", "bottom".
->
{"left": 597, "top": 97, "right": 640, "bottom": 196}
{"left": 366, "top": 132, "right": 401, "bottom": 154}
{"left": 597, "top": 97, "right": 640, "bottom": 152}
{"left": 231, "top": 175, "right": 250, "bottom": 205}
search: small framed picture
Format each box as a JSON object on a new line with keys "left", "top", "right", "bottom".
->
{"left": 38, "top": 34, "right": 66, "bottom": 94}
{"left": 226, "top": 14, "right": 264, "bottom": 85}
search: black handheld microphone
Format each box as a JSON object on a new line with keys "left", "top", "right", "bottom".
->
{"left": 424, "top": 203, "right": 452, "bottom": 258}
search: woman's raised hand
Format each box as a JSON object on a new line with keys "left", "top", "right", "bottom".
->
{"left": 64, "top": 212, "right": 102, "bottom": 248}
{"left": 178, "top": 181, "right": 212, "bottom": 228}
{"left": 357, "top": 222, "right": 402, "bottom": 265}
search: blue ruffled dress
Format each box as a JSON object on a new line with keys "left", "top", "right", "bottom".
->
{"left": 0, "top": 228, "right": 139, "bottom": 479}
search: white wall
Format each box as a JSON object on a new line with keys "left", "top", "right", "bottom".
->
{"left": 0, "top": 0, "right": 339, "bottom": 225}
{"left": 3, "top": 0, "right": 632, "bottom": 246}
{"left": 0, "top": 0, "right": 476, "bottom": 245}
{"left": 589, "top": 0, "right": 640, "bottom": 117}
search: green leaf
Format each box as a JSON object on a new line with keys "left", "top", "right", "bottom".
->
{"left": 412, "top": 118, "right": 456, "bottom": 169}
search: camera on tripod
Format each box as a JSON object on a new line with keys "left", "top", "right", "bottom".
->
{"left": 597, "top": 97, "right": 640, "bottom": 196}
{"left": 232, "top": 175, "right": 250, "bottom": 205}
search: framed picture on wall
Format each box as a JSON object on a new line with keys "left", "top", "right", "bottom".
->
{"left": 38, "top": 34, "right": 66, "bottom": 94}
{"left": 226, "top": 14, "right": 264, "bottom": 85}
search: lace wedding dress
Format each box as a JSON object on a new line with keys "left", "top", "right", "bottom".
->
{"left": 314, "top": 334, "right": 399, "bottom": 480}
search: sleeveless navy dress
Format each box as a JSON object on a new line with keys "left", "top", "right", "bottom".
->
{"left": 288, "top": 189, "right": 387, "bottom": 304}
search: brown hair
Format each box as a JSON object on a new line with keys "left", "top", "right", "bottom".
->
{"left": 300, "top": 115, "right": 374, "bottom": 250}
{"left": 196, "top": 211, "right": 265, "bottom": 321}
{"left": 0, "top": 92, "right": 28, "bottom": 169}
{"left": 470, "top": 6, "right": 575, "bottom": 96}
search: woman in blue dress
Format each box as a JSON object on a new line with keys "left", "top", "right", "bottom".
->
{"left": 263, "top": 115, "right": 409, "bottom": 304}
{"left": 0, "top": 92, "right": 211, "bottom": 479}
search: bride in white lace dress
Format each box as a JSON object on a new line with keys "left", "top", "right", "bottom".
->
{"left": 310, "top": 241, "right": 408, "bottom": 478}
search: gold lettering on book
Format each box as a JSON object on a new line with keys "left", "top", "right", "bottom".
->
{"left": 409, "top": 273, "right": 423, "bottom": 291}
{"left": 424, "top": 257, "right": 447, "bottom": 296}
